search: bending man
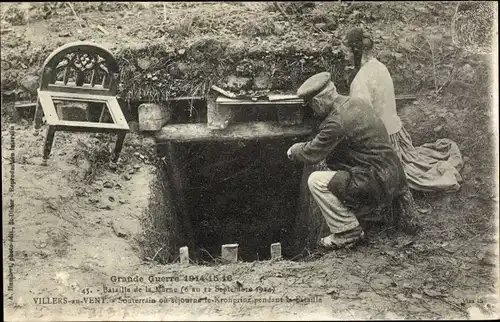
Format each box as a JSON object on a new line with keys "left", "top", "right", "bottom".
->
{"left": 287, "top": 72, "right": 413, "bottom": 249}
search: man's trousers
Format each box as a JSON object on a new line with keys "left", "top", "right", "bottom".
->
{"left": 308, "top": 171, "right": 360, "bottom": 234}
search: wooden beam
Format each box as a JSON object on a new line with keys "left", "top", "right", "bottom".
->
{"left": 166, "top": 96, "right": 204, "bottom": 101}
{"left": 216, "top": 97, "right": 304, "bottom": 106}
{"left": 15, "top": 102, "right": 37, "bottom": 108}
{"left": 51, "top": 118, "right": 129, "bottom": 133}
{"left": 38, "top": 91, "right": 60, "bottom": 124}
{"left": 47, "top": 84, "right": 109, "bottom": 95}
{"left": 155, "top": 122, "right": 312, "bottom": 143}
{"left": 217, "top": 95, "right": 414, "bottom": 105}
{"left": 268, "top": 94, "right": 301, "bottom": 101}
{"left": 54, "top": 125, "right": 129, "bottom": 133}
{"left": 106, "top": 97, "right": 128, "bottom": 125}
{"left": 43, "top": 90, "right": 113, "bottom": 101}
{"left": 211, "top": 85, "right": 237, "bottom": 98}
{"left": 53, "top": 120, "right": 129, "bottom": 129}
{"left": 133, "top": 96, "right": 204, "bottom": 103}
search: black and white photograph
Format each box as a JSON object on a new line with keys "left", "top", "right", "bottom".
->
{"left": 1, "top": 1, "right": 498, "bottom": 320}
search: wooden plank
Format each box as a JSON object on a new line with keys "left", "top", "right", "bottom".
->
{"left": 44, "top": 90, "right": 112, "bottom": 101}
{"left": 216, "top": 96, "right": 304, "bottom": 106}
{"left": 155, "top": 122, "right": 312, "bottom": 143}
{"left": 96, "top": 94, "right": 414, "bottom": 105}
{"left": 106, "top": 97, "right": 128, "bottom": 125}
{"left": 166, "top": 96, "right": 204, "bottom": 101}
{"left": 47, "top": 84, "right": 110, "bottom": 95}
{"left": 211, "top": 85, "right": 237, "bottom": 98}
{"left": 217, "top": 94, "right": 415, "bottom": 105}
{"left": 15, "top": 102, "right": 37, "bottom": 108}
{"left": 34, "top": 98, "right": 44, "bottom": 129}
{"left": 54, "top": 124, "right": 129, "bottom": 133}
{"left": 134, "top": 96, "right": 204, "bottom": 103}
{"left": 53, "top": 120, "right": 129, "bottom": 130}
{"left": 38, "top": 91, "right": 59, "bottom": 124}
{"left": 268, "top": 94, "right": 301, "bottom": 101}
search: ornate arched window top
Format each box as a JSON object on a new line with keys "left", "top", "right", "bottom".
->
{"left": 40, "top": 41, "right": 119, "bottom": 95}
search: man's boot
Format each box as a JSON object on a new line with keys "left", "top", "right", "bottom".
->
{"left": 318, "top": 225, "right": 365, "bottom": 249}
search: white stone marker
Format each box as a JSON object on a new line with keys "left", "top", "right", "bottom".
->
{"left": 179, "top": 246, "right": 189, "bottom": 264}
{"left": 221, "top": 244, "right": 239, "bottom": 263}
{"left": 270, "top": 243, "right": 282, "bottom": 260}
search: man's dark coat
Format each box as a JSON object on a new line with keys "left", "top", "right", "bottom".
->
{"left": 290, "top": 97, "right": 408, "bottom": 209}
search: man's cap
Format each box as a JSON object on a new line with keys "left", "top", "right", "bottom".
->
{"left": 297, "top": 72, "right": 331, "bottom": 100}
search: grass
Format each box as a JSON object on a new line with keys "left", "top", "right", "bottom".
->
{"left": 240, "top": 18, "right": 281, "bottom": 38}
{"left": 70, "top": 136, "right": 113, "bottom": 184}
{"left": 2, "top": 2, "right": 464, "bottom": 101}
{"left": 3, "top": 1, "right": 490, "bottom": 103}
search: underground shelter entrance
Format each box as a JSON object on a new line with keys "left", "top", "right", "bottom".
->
{"left": 149, "top": 97, "right": 318, "bottom": 262}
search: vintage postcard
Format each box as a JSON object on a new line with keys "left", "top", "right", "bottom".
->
{"left": 2, "top": 1, "right": 499, "bottom": 320}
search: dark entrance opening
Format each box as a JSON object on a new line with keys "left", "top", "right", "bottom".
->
{"left": 157, "top": 137, "right": 305, "bottom": 262}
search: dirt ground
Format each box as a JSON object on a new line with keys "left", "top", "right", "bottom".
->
{"left": 2, "top": 2, "right": 499, "bottom": 320}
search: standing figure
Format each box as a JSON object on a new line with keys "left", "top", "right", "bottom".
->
{"left": 343, "top": 28, "right": 464, "bottom": 192}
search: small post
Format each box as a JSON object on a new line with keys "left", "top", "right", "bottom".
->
{"left": 179, "top": 246, "right": 189, "bottom": 264}
{"left": 112, "top": 133, "right": 126, "bottom": 163}
{"left": 34, "top": 99, "right": 44, "bottom": 129}
{"left": 42, "top": 126, "right": 56, "bottom": 165}
{"left": 221, "top": 244, "right": 239, "bottom": 263}
{"left": 270, "top": 243, "right": 282, "bottom": 260}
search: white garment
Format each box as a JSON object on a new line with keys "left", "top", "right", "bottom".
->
{"left": 350, "top": 58, "right": 402, "bottom": 135}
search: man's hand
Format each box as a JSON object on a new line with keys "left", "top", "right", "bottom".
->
{"left": 287, "top": 143, "right": 303, "bottom": 161}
